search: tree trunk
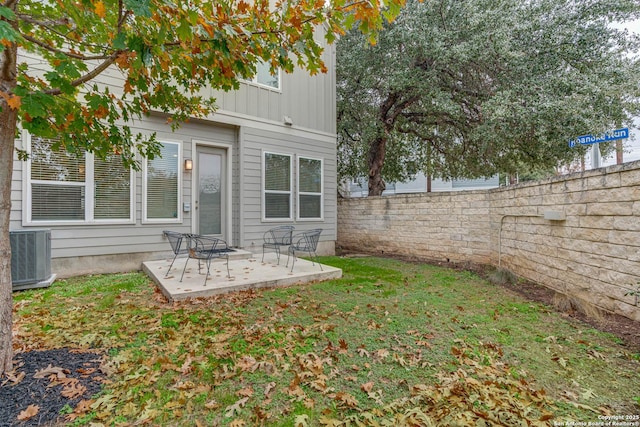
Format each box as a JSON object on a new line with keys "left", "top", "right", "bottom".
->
{"left": 616, "top": 140, "right": 623, "bottom": 164}
{"left": 0, "top": 33, "right": 18, "bottom": 376}
{"left": 367, "top": 134, "right": 387, "bottom": 196}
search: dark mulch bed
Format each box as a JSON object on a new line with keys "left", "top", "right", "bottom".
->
{"left": 0, "top": 348, "right": 106, "bottom": 427}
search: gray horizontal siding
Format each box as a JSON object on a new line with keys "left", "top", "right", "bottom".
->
{"left": 240, "top": 126, "right": 337, "bottom": 251}
{"left": 13, "top": 115, "right": 238, "bottom": 261}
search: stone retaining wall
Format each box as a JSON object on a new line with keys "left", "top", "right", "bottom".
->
{"left": 338, "top": 161, "right": 640, "bottom": 321}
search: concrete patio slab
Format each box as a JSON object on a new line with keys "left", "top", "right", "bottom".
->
{"left": 143, "top": 251, "right": 342, "bottom": 301}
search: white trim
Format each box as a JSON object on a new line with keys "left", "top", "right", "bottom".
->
{"left": 85, "top": 153, "right": 95, "bottom": 221}
{"left": 262, "top": 150, "right": 293, "bottom": 222}
{"left": 180, "top": 109, "right": 337, "bottom": 142}
{"left": 191, "top": 139, "right": 234, "bottom": 244}
{"left": 241, "top": 60, "right": 282, "bottom": 92}
{"left": 21, "top": 132, "right": 30, "bottom": 225}
{"left": 142, "top": 140, "right": 183, "bottom": 224}
{"left": 242, "top": 76, "right": 282, "bottom": 93}
{"left": 23, "top": 132, "right": 136, "bottom": 225}
{"left": 296, "top": 155, "right": 324, "bottom": 221}
{"left": 238, "top": 127, "right": 245, "bottom": 248}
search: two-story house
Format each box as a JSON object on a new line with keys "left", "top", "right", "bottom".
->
{"left": 10, "top": 47, "right": 337, "bottom": 278}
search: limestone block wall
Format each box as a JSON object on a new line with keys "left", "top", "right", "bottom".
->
{"left": 337, "top": 191, "right": 494, "bottom": 264}
{"left": 338, "top": 161, "right": 640, "bottom": 321}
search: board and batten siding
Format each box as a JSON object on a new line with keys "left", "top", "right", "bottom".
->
{"left": 239, "top": 126, "right": 337, "bottom": 254}
{"left": 211, "top": 45, "right": 336, "bottom": 135}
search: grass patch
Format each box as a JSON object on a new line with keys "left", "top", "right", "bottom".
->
{"left": 13, "top": 257, "right": 640, "bottom": 425}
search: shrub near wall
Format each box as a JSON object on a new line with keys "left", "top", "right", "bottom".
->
{"left": 338, "top": 161, "right": 640, "bottom": 321}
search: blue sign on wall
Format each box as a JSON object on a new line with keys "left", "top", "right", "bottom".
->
{"left": 569, "top": 127, "right": 629, "bottom": 147}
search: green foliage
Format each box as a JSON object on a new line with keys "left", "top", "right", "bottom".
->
{"left": 337, "top": 0, "right": 640, "bottom": 193}
{"left": 2, "top": 0, "right": 406, "bottom": 168}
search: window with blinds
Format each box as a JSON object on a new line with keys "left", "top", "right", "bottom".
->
{"left": 30, "top": 137, "right": 86, "bottom": 221}
{"left": 94, "top": 154, "right": 131, "bottom": 220}
{"left": 145, "top": 142, "right": 180, "bottom": 220}
{"left": 263, "top": 152, "right": 292, "bottom": 220}
{"left": 29, "top": 136, "right": 133, "bottom": 222}
{"left": 298, "top": 157, "right": 323, "bottom": 220}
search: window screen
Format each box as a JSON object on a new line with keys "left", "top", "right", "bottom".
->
{"left": 264, "top": 152, "right": 291, "bottom": 219}
{"left": 298, "top": 157, "right": 322, "bottom": 219}
{"left": 146, "top": 142, "right": 179, "bottom": 220}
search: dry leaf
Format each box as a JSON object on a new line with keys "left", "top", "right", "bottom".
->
{"left": 224, "top": 397, "right": 249, "bottom": 417}
{"left": 61, "top": 379, "right": 86, "bottom": 398}
{"left": 581, "top": 388, "right": 598, "bottom": 400}
{"left": 587, "top": 349, "right": 605, "bottom": 360}
{"left": 17, "top": 404, "right": 39, "bottom": 421}
{"left": 335, "top": 392, "right": 359, "bottom": 408}
{"left": 180, "top": 355, "right": 193, "bottom": 374}
{"left": 236, "top": 355, "right": 257, "bottom": 372}
{"left": 74, "top": 399, "right": 94, "bottom": 415}
{"left": 236, "top": 386, "right": 254, "bottom": 397}
{"left": 295, "top": 414, "right": 310, "bottom": 427}
{"left": 176, "top": 381, "right": 195, "bottom": 390}
{"left": 264, "top": 381, "right": 276, "bottom": 397}
{"left": 76, "top": 367, "right": 96, "bottom": 376}
{"left": 360, "top": 381, "right": 374, "bottom": 393}
{"left": 3, "top": 370, "right": 26, "bottom": 385}
{"left": 338, "top": 339, "right": 349, "bottom": 354}
{"left": 374, "top": 349, "right": 389, "bottom": 360}
{"left": 205, "top": 399, "right": 220, "bottom": 409}
{"left": 34, "top": 364, "right": 68, "bottom": 379}
{"left": 7, "top": 94, "right": 21, "bottom": 110}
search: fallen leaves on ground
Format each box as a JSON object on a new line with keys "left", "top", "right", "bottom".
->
{"left": 10, "top": 264, "right": 640, "bottom": 426}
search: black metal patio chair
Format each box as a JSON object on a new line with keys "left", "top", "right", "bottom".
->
{"left": 163, "top": 230, "right": 189, "bottom": 277}
{"left": 262, "top": 225, "right": 295, "bottom": 264}
{"left": 180, "top": 234, "right": 231, "bottom": 286}
{"left": 286, "top": 228, "right": 323, "bottom": 272}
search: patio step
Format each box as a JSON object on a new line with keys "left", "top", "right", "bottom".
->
{"left": 227, "top": 248, "right": 253, "bottom": 260}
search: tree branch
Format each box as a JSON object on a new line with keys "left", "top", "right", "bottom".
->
{"left": 20, "top": 34, "right": 113, "bottom": 61}
{"left": 17, "top": 13, "right": 107, "bottom": 53}
{"left": 43, "top": 52, "right": 120, "bottom": 95}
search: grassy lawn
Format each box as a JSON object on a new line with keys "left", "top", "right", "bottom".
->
{"left": 12, "top": 256, "right": 640, "bottom": 426}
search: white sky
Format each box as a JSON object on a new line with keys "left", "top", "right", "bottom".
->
{"left": 596, "top": 19, "right": 640, "bottom": 167}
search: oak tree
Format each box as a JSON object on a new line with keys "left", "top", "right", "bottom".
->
{"left": 337, "top": 0, "right": 640, "bottom": 195}
{"left": 0, "top": 0, "right": 404, "bottom": 375}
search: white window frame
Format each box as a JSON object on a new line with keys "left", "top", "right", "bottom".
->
{"left": 243, "top": 60, "right": 281, "bottom": 91}
{"left": 262, "top": 150, "right": 293, "bottom": 222}
{"left": 296, "top": 156, "right": 324, "bottom": 221}
{"left": 23, "top": 133, "right": 135, "bottom": 225}
{"left": 142, "top": 140, "right": 182, "bottom": 224}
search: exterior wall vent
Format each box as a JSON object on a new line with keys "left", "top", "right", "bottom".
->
{"left": 10, "top": 229, "right": 55, "bottom": 290}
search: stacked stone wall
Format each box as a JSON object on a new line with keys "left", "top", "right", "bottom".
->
{"left": 338, "top": 161, "right": 640, "bottom": 321}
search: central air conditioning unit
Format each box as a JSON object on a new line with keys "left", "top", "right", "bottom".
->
{"left": 10, "top": 229, "right": 56, "bottom": 291}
